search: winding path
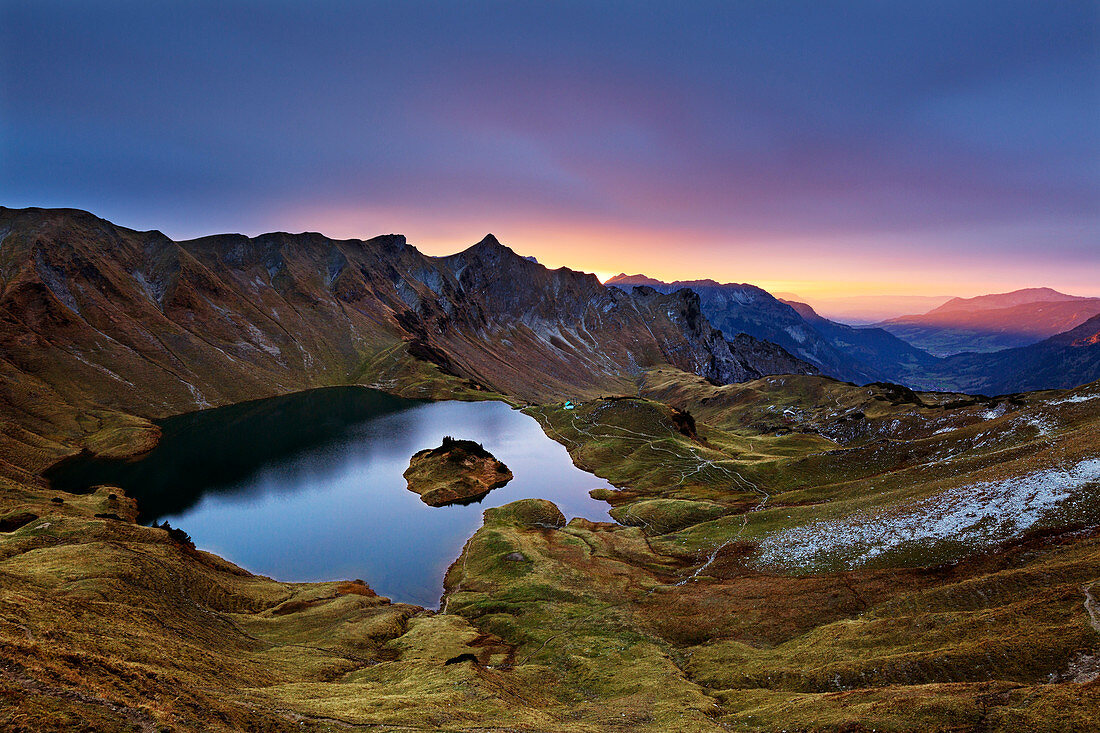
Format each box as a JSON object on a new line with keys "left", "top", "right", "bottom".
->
{"left": 528, "top": 402, "right": 771, "bottom": 584}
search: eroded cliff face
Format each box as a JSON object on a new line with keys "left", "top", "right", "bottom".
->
{"left": 0, "top": 207, "right": 805, "bottom": 470}
{"left": 607, "top": 274, "right": 941, "bottom": 385}
{"left": 726, "top": 332, "right": 819, "bottom": 380}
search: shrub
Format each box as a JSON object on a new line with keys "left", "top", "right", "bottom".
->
{"left": 152, "top": 520, "right": 195, "bottom": 548}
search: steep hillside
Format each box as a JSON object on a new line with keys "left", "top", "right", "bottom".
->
{"left": 911, "top": 314, "right": 1100, "bottom": 394}
{"left": 607, "top": 274, "right": 937, "bottom": 385}
{"left": 780, "top": 298, "right": 938, "bottom": 382}
{"left": 0, "top": 207, "right": 792, "bottom": 474}
{"left": 879, "top": 288, "right": 1100, "bottom": 355}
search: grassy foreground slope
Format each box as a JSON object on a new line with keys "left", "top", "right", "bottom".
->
{"left": 529, "top": 371, "right": 1100, "bottom": 571}
{"left": 4, "top": 371, "right": 1097, "bottom": 730}
{"left": 505, "top": 372, "right": 1100, "bottom": 728}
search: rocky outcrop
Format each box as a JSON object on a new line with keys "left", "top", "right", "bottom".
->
{"left": 727, "top": 333, "right": 819, "bottom": 379}
{"left": 480, "top": 498, "right": 566, "bottom": 529}
{"left": 403, "top": 437, "right": 512, "bottom": 507}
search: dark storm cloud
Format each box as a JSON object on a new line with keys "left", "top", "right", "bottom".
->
{"left": 1, "top": 0, "right": 1097, "bottom": 270}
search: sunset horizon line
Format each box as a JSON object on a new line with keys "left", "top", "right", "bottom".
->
{"left": 10, "top": 200, "right": 1097, "bottom": 306}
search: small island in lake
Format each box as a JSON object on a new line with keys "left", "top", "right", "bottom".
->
{"left": 403, "top": 436, "right": 513, "bottom": 507}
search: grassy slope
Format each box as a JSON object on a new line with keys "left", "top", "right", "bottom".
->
{"left": 2, "top": 371, "right": 1098, "bottom": 730}
{"left": 499, "top": 371, "right": 1100, "bottom": 729}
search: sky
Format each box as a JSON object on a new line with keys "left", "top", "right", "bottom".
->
{"left": 2, "top": 0, "right": 1098, "bottom": 305}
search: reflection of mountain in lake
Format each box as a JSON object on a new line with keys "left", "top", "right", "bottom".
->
{"left": 46, "top": 387, "right": 422, "bottom": 521}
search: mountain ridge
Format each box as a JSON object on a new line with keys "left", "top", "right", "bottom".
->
{"left": 924, "top": 287, "right": 1088, "bottom": 314}
{"left": 0, "top": 206, "right": 810, "bottom": 473}
{"left": 608, "top": 272, "right": 1100, "bottom": 395}
{"left": 607, "top": 272, "right": 938, "bottom": 385}
{"left": 911, "top": 313, "right": 1100, "bottom": 394}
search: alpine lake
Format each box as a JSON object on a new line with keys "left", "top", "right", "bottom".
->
{"left": 47, "top": 387, "right": 614, "bottom": 608}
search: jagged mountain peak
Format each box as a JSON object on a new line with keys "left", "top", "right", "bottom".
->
{"left": 460, "top": 233, "right": 514, "bottom": 257}
{"left": 445, "top": 234, "right": 529, "bottom": 268}
{"left": 442, "top": 234, "right": 603, "bottom": 294}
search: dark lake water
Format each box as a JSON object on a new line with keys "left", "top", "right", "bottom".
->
{"left": 47, "top": 387, "right": 614, "bottom": 607}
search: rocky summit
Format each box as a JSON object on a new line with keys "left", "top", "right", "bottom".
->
{"left": 0, "top": 208, "right": 1098, "bottom": 731}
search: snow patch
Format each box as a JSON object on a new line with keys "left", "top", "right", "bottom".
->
{"left": 980, "top": 404, "right": 1009, "bottom": 420}
{"left": 1050, "top": 393, "right": 1099, "bottom": 405}
{"left": 755, "top": 458, "right": 1100, "bottom": 571}
{"left": 1022, "top": 415, "right": 1056, "bottom": 436}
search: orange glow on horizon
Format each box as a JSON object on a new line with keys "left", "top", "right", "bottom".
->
{"left": 268, "top": 204, "right": 1100, "bottom": 305}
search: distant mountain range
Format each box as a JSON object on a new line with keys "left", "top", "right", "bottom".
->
{"left": 876, "top": 287, "right": 1100, "bottom": 356}
{"left": 607, "top": 274, "right": 1100, "bottom": 394}
{"left": 0, "top": 204, "right": 1095, "bottom": 452}
{"left": 606, "top": 274, "right": 937, "bottom": 385}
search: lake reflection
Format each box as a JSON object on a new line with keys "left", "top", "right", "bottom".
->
{"left": 47, "top": 387, "right": 614, "bottom": 607}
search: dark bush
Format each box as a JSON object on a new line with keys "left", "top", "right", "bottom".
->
{"left": 444, "top": 653, "right": 479, "bottom": 665}
{"left": 437, "top": 436, "right": 492, "bottom": 459}
{"left": 152, "top": 520, "right": 195, "bottom": 548}
{"left": 670, "top": 407, "right": 698, "bottom": 438}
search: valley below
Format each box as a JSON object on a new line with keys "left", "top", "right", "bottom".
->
{"left": 1, "top": 208, "right": 1099, "bottom": 731}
